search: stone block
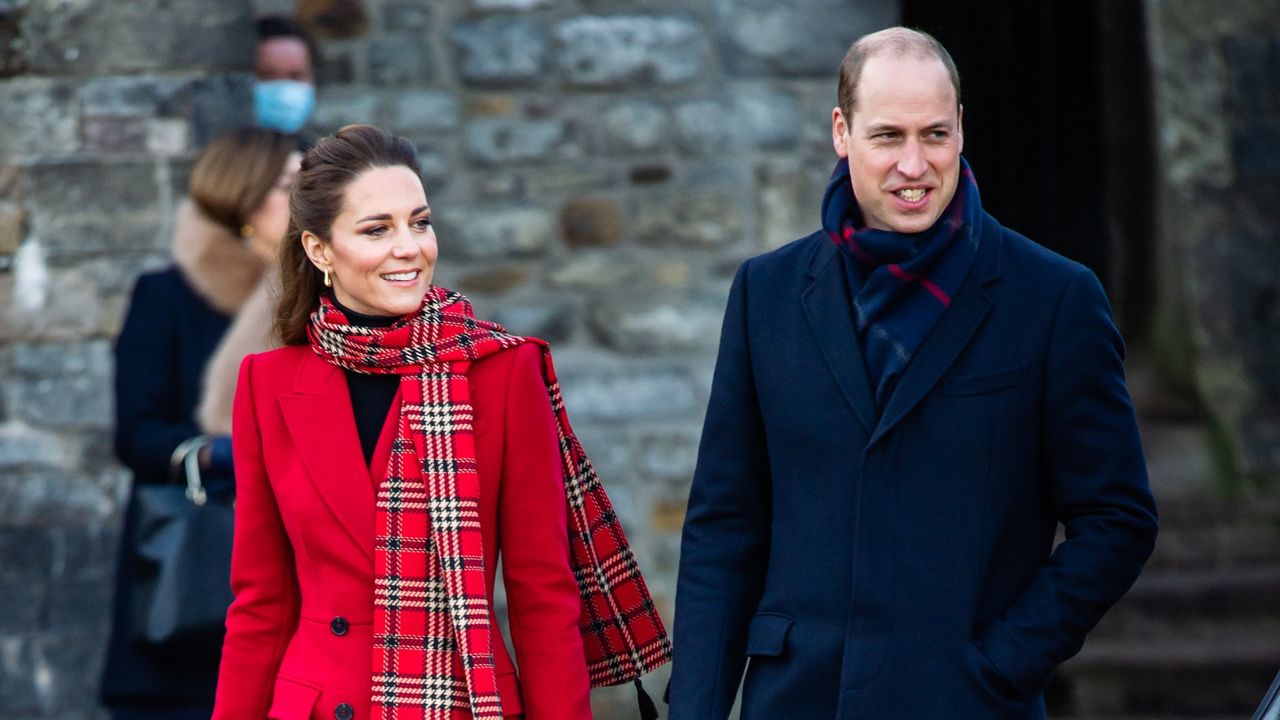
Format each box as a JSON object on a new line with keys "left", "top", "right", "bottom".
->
{"left": 632, "top": 184, "right": 750, "bottom": 248}
{"left": 555, "top": 359, "right": 699, "bottom": 423}
{"left": 390, "top": 90, "right": 461, "bottom": 133}
{"left": 190, "top": 74, "right": 255, "bottom": 148}
{"left": 472, "top": 0, "right": 554, "bottom": 10}
{"left": 488, "top": 299, "right": 577, "bottom": 344}
{"left": 1234, "top": 124, "right": 1280, "bottom": 179}
{"left": 3, "top": 341, "right": 113, "bottom": 430}
{"left": 19, "top": 0, "right": 253, "bottom": 75}
{"left": 26, "top": 160, "right": 161, "bottom": 256}
{"left": 675, "top": 88, "right": 801, "bottom": 153}
{"left": 0, "top": 77, "right": 79, "bottom": 159}
{"left": 0, "top": 4, "right": 23, "bottom": 77}
{"left": 456, "top": 266, "right": 528, "bottom": 295}
{"left": 369, "top": 35, "right": 432, "bottom": 86}
{"left": 383, "top": 0, "right": 432, "bottom": 33}
{"left": 312, "top": 86, "right": 380, "bottom": 133}
{"left": 590, "top": 296, "right": 725, "bottom": 354}
{"left": 0, "top": 203, "right": 24, "bottom": 255}
{"left": 146, "top": 118, "right": 190, "bottom": 156}
{"left": 713, "top": 0, "right": 895, "bottom": 77}
{"left": 440, "top": 205, "right": 554, "bottom": 260}
{"left": 757, "top": 159, "right": 827, "bottom": 249}
{"left": 555, "top": 15, "right": 708, "bottom": 87}
{"left": 451, "top": 17, "right": 549, "bottom": 88}
{"left": 82, "top": 117, "right": 149, "bottom": 154}
{"left": 464, "top": 117, "right": 567, "bottom": 165}
{"left": 0, "top": 426, "right": 65, "bottom": 469}
{"left": 636, "top": 427, "right": 701, "bottom": 484}
{"left": 548, "top": 249, "right": 641, "bottom": 291}
{"left": 559, "top": 197, "right": 622, "bottom": 248}
{"left": 599, "top": 100, "right": 670, "bottom": 153}
{"left": 78, "top": 75, "right": 188, "bottom": 118}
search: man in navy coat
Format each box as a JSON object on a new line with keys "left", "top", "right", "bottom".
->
{"left": 670, "top": 27, "right": 1158, "bottom": 720}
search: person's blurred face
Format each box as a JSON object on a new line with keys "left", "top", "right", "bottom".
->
{"left": 245, "top": 151, "right": 301, "bottom": 261}
{"left": 256, "top": 36, "right": 313, "bottom": 82}
{"left": 303, "top": 165, "right": 438, "bottom": 317}
{"left": 832, "top": 52, "right": 963, "bottom": 234}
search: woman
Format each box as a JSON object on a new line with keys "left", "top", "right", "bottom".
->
{"left": 101, "top": 128, "right": 300, "bottom": 719}
{"left": 212, "top": 124, "right": 670, "bottom": 720}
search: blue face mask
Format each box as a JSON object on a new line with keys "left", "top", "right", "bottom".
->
{"left": 254, "top": 80, "right": 316, "bottom": 134}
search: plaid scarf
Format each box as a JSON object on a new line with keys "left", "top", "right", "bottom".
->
{"left": 307, "top": 288, "right": 672, "bottom": 719}
{"left": 821, "top": 156, "right": 982, "bottom": 410}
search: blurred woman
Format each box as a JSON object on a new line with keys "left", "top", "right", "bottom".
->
{"left": 212, "top": 124, "right": 669, "bottom": 720}
{"left": 101, "top": 127, "right": 300, "bottom": 720}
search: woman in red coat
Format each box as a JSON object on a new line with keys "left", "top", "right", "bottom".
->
{"left": 213, "top": 125, "right": 669, "bottom": 720}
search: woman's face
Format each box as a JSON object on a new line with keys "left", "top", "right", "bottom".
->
{"left": 303, "top": 164, "right": 438, "bottom": 317}
{"left": 246, "top": 151, "right": 301, "bottom": 260}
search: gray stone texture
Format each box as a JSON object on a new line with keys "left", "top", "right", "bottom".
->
{"left": 714, "top": 0, "right": 897, "bottom": 77}
{"left": 441, "top": 205, "right": 555, "bottom": 260}
{"left": 555, "top": 15, "right": 709, "bottom": 87}
{"left": 368, "top": 34, "right": 432, "bottom": 86}
{"left": 1148, "top": 0, "right": 1280, "bottom": 483}
{"left": 464, "top": 117, "right": 568, "bottom": 164}
{"left": 450, "top": 17, "right": 549, "bottom": 87}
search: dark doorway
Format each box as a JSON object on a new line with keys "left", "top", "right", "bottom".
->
{"left": 901, "top": 0, "right": 1156, "bottom": 340}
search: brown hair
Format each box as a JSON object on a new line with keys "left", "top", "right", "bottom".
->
{"left": 188, "top": 127, "right": 296, "bottom": 235}
{"left": 276, "top": 124, "right": 422, "bottom": 345}
{"left": 837, "top": 26, "right": 961, "bottom": 119}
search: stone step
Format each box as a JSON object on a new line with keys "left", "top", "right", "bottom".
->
{"left": 1090, "top": 567, "right": 1280, "bottom": 640}
{"left": 1048, "top": 636, "right": 1280, "bottom": 717}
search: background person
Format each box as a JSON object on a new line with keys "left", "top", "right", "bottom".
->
{"left": 255, "top": 14, "right": 317, "bottom": 136}
{"left": 99, "top": 127, "right": 299, "bottom": 720}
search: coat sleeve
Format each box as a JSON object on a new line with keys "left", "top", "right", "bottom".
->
{"left": 213, "top": 354, "right": 301, "bottom": 719}
{"left": 669, "top": 261, "right": 772, "bottom": 720}
{"left": 498, "top": 344, "right": 593, "bottom": 719}
{"left": 114, "top": 273, "right": 199, "bottom": 483}
{"left": 976, "top": 267, "right": 1159, "bottom": 697}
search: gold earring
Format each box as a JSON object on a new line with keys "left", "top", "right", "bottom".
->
{"left": 323, "top": 269, "right": 332, "bottom": 287}
{"left": 239, "top": 224, "right": 254, "bottom": 238}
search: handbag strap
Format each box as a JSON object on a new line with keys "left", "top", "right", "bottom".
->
{"left": 170, "top": 435, "right": 209, "bottom": 506}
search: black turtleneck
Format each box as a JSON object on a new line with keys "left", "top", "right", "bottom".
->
{"left": 333, "top": 296, "right": 402, "bottom": 467}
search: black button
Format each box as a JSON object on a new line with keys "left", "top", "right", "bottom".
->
{"left": 330, "top": 616, "right": 349, "bottom": 636}
{"left": 334, "top": 703, "right": 354, "bottom": 720}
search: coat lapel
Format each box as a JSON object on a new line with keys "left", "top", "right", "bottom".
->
{"left": 870, "top": 214, "right": 1004, "bottom": 446}
{"left": 803, "top": 239, "right": 878, "bottom": 435}
{"left": 279, "top": 351, "right": 378, "bottom": 563}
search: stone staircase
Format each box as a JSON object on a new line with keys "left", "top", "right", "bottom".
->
{"left": 1045, "top": 412, "right": 1280, "bottom": 718}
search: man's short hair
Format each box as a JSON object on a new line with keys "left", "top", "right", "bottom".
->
{"left": 837, "top": 26, "right": 961, "bottom": 118}
{"left": 256, "top": 14, "right": 319, "bottom": 65}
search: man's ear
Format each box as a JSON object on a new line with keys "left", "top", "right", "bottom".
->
{"left": 957, "top": 104, "right": 964, "bottom": 154}
{"left": 301, "top": 230, "right": 329, "bottom": 271}
{"left": 832, "top": 107, "right": 850, "bottom": 159}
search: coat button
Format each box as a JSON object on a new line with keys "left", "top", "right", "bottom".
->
{"left": 330, "top": 616, "right": 349, "bottom": 636}
{"left": 334, "top": 703, "right": 354, "bottom": 720}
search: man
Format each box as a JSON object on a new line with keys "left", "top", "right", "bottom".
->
{"left": 254, "top": 15, "right": 317, "bottom": 135}
{"left": 669, "top": 26, "right": 1158, "bottom": 720}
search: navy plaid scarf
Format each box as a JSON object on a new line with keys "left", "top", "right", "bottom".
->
{"left": 821, "top": 156, "right": 982, "bottom": 411}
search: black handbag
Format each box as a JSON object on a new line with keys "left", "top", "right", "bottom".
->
{"left": 129, "top": 435, "right": 234, "bottom": 652}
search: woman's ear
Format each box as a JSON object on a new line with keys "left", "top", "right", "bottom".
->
{"left": 301, "top": 230, "right": 329, "bottom": 271}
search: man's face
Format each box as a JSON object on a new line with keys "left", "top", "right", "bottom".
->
{"left": 256, "top": 36, "right": 313, "bottom": 83}
{"left": 832, "top": 53, "right": 963, "bottom": 234}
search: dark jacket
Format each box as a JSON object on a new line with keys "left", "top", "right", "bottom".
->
{"left": 669, "top": 213, "right": 1158, "bottom": 719}
{"left": 100, "top": 267, "right": 231, "bottom": 706}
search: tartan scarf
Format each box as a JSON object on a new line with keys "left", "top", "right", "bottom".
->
{"left": 307, "top": 288, "right": 671, "bottom": 719}
{"left": 821, "top": 156, "right": 982, "bottom": 410}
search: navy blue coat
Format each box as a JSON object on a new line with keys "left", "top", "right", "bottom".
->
{"left": 100, "top": 267, "right": 231, "bottom": 707}
{"left": 670, "top": 213, "right": 1158, "bottom": 719}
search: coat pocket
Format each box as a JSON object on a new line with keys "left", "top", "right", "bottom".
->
{"left": 268, "top": 674, "right": 322, "bottom": 720}
{"left": 943, "top": 365, "right": 1029, "bottom": 397}
{"left": 745, "top": 613, "right": 794, "bottom": 657}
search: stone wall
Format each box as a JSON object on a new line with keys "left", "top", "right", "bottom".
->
{"left": 1145, "top": 0, "right": 1280, "bottom": 487}
{"left": 0, "top": 0, "right": 896, "bottom": 717}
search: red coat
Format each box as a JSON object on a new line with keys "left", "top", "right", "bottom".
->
{"left": 213, "top": 343, "right": 592, "bottom": 719}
